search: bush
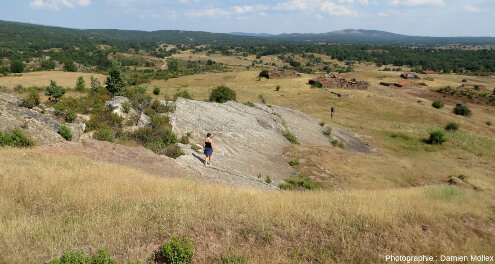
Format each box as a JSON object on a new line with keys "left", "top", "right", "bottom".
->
{"left": 10, "top": 60, "right": 25, "bottom": 73}
{"left": 258, "top": 94, "right": 266, "bottom": 104}
{"left": 323, "top": 127, "right": 331, "bottom": 136}
{"left": 311, "top": 81, "right": 323, "bottom": 88}
{"left": 122, "top": 102, "right": 131, "bottom": 113}
{"left": 487, "top": 121, "right": 492, "bottom": 126}
{"left": 283, "top": 132, "right": 299, "bottom": 144}
{"left": 156, "top": 236, "right": 194, "bottom": 264}
{"left": 65, "top": 110, "right": 77, "bottom": 123}
{"left": 331, "top": 140, "right": 345, "bottom": 148}
{"left": 20, "top": 88, "right": 40, "bottom": 109}
{"left": 0, "top": 129, "right": 34, "bottom": 147}
{"left": 48, "top": 249, "right": 117, "bottom": 264}
{"left": 220, "top": 252, "right": 246, "bottom": 264}
{"left": 75, "top": 76, "right": 85, "bottom": 92}
{"left": 174, "top": 90, "right": 193, "bottom": 101}
{"left": 105, "top": 67, "right": 126, "bottom": 95}
{"left": 445, "top": 122, "right": 459, "bottom": 131}
{"left": 275, "top": 85, "right": 281, "bottom": 91}
{"left": 259, "top": 69, "right": 269, "bottom": 79}
{"left": 279, "top": 183, "right": 293, "bottom": 190}
{"left": 432, "top": 101, "right": 444, "bottom": 109}
{"left": 285, "top": 173, "right": 321, "bottom": 190}
{"left": 453, "top": 104, "right": 472, "bottom": 116}
{"left": 265, "top": 176, "right": 272, "bottom": 184}
{"left": 426, "top": 130, "right": 446, "bottom": 145}
{"left": 63, "top": 59, "right": 77, "bottom": 72}
{"left": 289, "top": 159, "right": 299, "bottom": 166}
{"left": 58, "top": 125, "right": 72, "bottom": 141}
{"left": 180, "top": 135, "right": 189, "bottom": 144}
{"left": 45, "top": 80, "right": 66, "bottom": 102}
{"left": 209, "top": 85, "right": 236, "bottom": 103}
{"left": 93, "top": 128, "right": 115, "bottom": 143}
{"left": 244, "top": 102, "right": 255, "bottom": 107}
{"left": 153, "top": 86, "right": 161, "bottom": 95}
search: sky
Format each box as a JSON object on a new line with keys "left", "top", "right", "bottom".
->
{"left": 1, "top": 0, "right": 494, "bottom": 37}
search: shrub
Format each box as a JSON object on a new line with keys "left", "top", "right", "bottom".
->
{"left": 0, "top": 129, "right": 34, "bottom": 147}
{"left": 265, "top": 176, "right": 272, "bottom": 184}
{"left": 65, "top": 110, "right": 77, "bottom": 123}
{"left": 319, "top": 122, "right": 325, "bottom": 127}
{"left": 487, "top": 121, "right": 492, "bottom": 126}
{"left": 445, "top": 122, "right": 459, "bottom": 131}
{"left": 323, "top": 127, "right": 331, "bottom": 136}
{"left": 63, "top": 59, "right": 77, "bottom": 72}
{"left": 93, "top": 128, "right": 115, "bottom": 143}
{"left": 10, "top": 60, "right": 25, "bottom": 73}
{"left": 289, "top": 159, "right": 299, "bottom": 166}
{"left": 279, "top": 183, "right": 293, "bottom": 190}
{"left": 58, "top": 125, "right": 72, "bottom": 141}
{"left": 156, "top": 236, "right": 194, "bottom": 264}
{"left": 180, "top": 135, "right": 189, "bottom": 144}
{"left": 245, "top": 102, "right": 255, "bottom": 107}
{"left": 153, "top": 86, "right": 161, "bottom": 95}
{"left": 48, "top": 249, "right": 117, "bottom": 264}
{"left": 122, "top": 102, "right": 131, "bottom": 113}
{"left": 275, "top": 85, "right": 281, "bottom": 91}
{"left": 258, "top": 94, "right": 266, "bottom": 104}
{"left": 105, "top": 67, "right": 126, "bottom": 95}
{"left": 259, "top": 69, "right": 269, "bottom": 79}
{"left": 426, "top": 130, "right": 446, "bottom": 145}
{"left": 174, "top": 90, "right": 193, "bottom": 101}
{"left": 453, "top": 104, "right": 472, "bottom": 116}
{"left": 75, "top": 76, "right": 85, "bottom": 92}
{"left": 461, "top": 79, "right": 467, "bottom": 82}
{"left": 45, "top": 80, "right": 66, "bottom": 102}
{"left": 286, "top": 173, "right": 321, "bottom": 190}
{"left": 209, "top": 85, "right": 236, "bottom": 103}
{"left": 432, "top": 101, "right": 444, "bottom": 109}
{"left": 311, "top": 81, "right": 323, "bottom": 88}
{"left": 283, "top": 132, "right": 299, "bottom": 144}
{"left": 331, "top": 140, "right": 345, "bottom": 148}
{"left": 220, "top": 252, "right": 246, "bottom": 264}
{"left": 20, "top": 88, "right": 40, "bottom": 109}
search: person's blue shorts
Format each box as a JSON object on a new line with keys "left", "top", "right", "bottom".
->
{"left": 204, "top": 147, "right": 213, "bottom": 156}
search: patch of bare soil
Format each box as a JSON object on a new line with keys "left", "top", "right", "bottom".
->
{"left": 37, "top": 139, "right": 195, "bottom": 180}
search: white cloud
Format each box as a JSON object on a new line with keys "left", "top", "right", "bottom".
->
{"left": 233, "top": 5, "right": 268, "bottom": 14}
{"left": 186, "top": 8, "right": 230, "bottom": 17}
{"left": 321, "top": 1, "right": 357, "bottom": 15}
{"left": 390, "top": 0, "right": 444, "bottom": 6}
{"left": 464, "top": 4, "right": 480, "bottom": 12}
{"left": 29, "top": 0, "right": 91, "bottom": 10}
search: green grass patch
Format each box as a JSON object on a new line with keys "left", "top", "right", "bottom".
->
{"left": 283, "top": 132, "right": 299, "bottom": 145}
{"left": 283, "top": 173, "right": 321, "bottom": 190}
{"left": 0, "top": 129, "right": 34, "bottom": 147}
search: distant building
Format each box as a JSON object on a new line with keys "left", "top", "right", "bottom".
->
{"left": 395, "top": 80, "right": 419, "bottom": 88}
{"left": 421, "top": 70, "right": 438, "bottom": 75}
{"left": 400, "top": 72, "right": 420, "bottom": 79}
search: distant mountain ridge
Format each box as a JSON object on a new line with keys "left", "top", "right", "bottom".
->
{"left": 1, "top": 20, "right": 495, "bottom": 47}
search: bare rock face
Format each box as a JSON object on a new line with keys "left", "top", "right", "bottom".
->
{"left": 0, "top": 92, "right": 84, "bottom": 145}
{"left": 105, "top": 96, "right": 139, "bottom": 118}
{"left": 169, "top": 98, "right": 374, "bottom": 189}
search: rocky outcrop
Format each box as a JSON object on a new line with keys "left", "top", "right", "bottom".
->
{"left": 0, "top": 92, "right": 85, "bottom": 145}
{"left": 169, "top": 98, "right": 374, "bottom": 189}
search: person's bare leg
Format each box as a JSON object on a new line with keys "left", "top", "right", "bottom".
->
{"left": 209, "top": 155, "right": 212, "bottom": 165}
{"left": 204, "top": 156, "right": 207, "bottom": 166}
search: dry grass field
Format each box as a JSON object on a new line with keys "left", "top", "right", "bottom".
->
{"left": 0, "top": 71, "right": 106, "bottom": 90}
{"left": 0, "top": 148, "right": 494, "bottom": 263}
{"left": 1, "top": 53, "right": 495, "bottom": 263}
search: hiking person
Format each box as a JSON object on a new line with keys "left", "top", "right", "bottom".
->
{"left": 203, "top": 133, "right": 213, "bottom": 166}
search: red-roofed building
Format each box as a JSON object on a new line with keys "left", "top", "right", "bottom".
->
{"left": 400, "top": 72, "right": 420, "bottom": 79}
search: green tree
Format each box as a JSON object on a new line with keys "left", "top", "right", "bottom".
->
{"left": 63, "top": 59, "right": 77, "bottom": 72}
{"left": 75, "top": 76, "right": 85, "bottom": 92}
{"left": 209, "top": 85, "right": 236, "bottom": 103}
{"left": 45, "top": 80, "right": 66, "bottom": 102}
{"left": 40, "top": 59, "right": 56, "bottom": 70}
{"left": 90, "top": 76, "right": 101, "bottom": 91}
{"left": 167, "top": 59, "right": 179, "bottom": 72}
{"left": 259, "top": 69, "right": 269, "bottom": 79}
{"left": 10, "top": 60, "right": 25, "bottom": 73}
{"left": 105, "top": 67, "right": 126, "bottom": 95}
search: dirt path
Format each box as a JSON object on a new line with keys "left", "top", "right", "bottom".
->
{"left": 37, "top": 140, "right": 195, "bottom": 180}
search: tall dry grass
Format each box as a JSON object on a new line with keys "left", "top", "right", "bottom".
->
{"left": 1, "top": 148, "right": 494, "bottom": 263}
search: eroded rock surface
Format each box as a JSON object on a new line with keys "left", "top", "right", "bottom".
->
{"left": 0, "top": 92, "right": 85, "bottom": 144}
